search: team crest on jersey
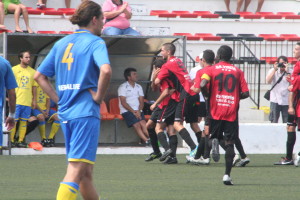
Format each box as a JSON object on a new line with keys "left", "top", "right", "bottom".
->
{"left": 21, "top": 76, "right": 29, "bottom": 87}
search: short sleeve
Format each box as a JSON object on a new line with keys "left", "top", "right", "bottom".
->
{"left": 102, "top": 0, "right": 113, "bottom": 12}
{"left": 201, "top": 67, "right": 212, "bottom": 81}
{"left": 193, "top": 70, "right": 202, "bottom": 89}
{"left": 118, "top": 84, "right": 126, "bottom": 97}
{"left": 138, "top": 85, "right": 144, "bottom": 97}
{"left": 4, "top": 61, "right": 17, "bottom": 90}
{"left": 157, "top": 64, "right": 169, "bottom": 81}
{"left": 37, "top": 46, "right": 56, "bottom": 77}
{"left": 92, "top": 39, "right": 110, "bottom": 69}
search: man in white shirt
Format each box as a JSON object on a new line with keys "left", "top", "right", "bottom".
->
{"left": 266, "top": 56, "right": 292, "bottom": 123}
{"left": 118, "top": 68, "right": 149, "bottom": 144}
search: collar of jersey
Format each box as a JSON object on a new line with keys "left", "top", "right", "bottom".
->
{"left": 74, "top": 29, "right": 91, "bottom": 34}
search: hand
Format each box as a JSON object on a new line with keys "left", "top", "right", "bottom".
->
{"left": 288, "top": 107, "right": 295, "bottom": 115}
{"left": 150, "top": 103, "right": 157, "bottom": 111}
{"left": 273, "top": 62, "right": 279, "bottom": 71}
{"left": 43, "top": 110, "right": 49, "bottom": 118}
{"left": 152, "top": 68, "right": 160, "bottom": 79}
{"left": 5, "top": 117, "right": 15, "bottom": 131}
{"left": 89, "top": 88, "right": 101, "bottom": 104}
{"left": 120, "top": 2, "right": 128, "bottom": 12}
{"left": 288, "top": 85, "right": 293, "bottom": 92}
{"left": 286, "top": 74, "right": 291, "bottom": 82}
{"left": 284, "top": 62, "right": 289, "bottom": 73}
{"left": 133, "top": 110, "right": 141, "bottom": 120}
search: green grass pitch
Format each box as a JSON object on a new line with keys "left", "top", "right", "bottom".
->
{"left": 0, "top": 154, "right": 299, "bottom": 200}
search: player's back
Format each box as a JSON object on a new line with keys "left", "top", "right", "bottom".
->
{"left": 207, "top": 61, "right": 246, "bottom": 121}
{"left": 38, "top": 30, "right": 110, "bottom": 121}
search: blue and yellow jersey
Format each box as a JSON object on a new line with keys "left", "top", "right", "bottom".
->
{"left": 37, "top": 29, "right": 110, "bottom": 121}
{"left": 36, "top": 85, "right": 49, "bottom": 111}
{"left": 12, "top": 64, "right": 37, "bottom": 107}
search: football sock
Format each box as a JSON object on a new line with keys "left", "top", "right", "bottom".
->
{"left": 178, "top": 128, "right": 196, "bottom": 150}
{"left": 48, "top": 121, "right": 61, "bottom": 139}
{"left": 219, "top": 139, "right": 225, "bottom": 150}
{"left": 235, "top": 137, "right": 247, "bottom": 159}
{"left": 195, "top": 131, "right": 202, "bottom": 144}
{"left": 18, "top": 120, "right": 27, "bottom": 142}
{"left": 10, "top": 123, "right": 17, "bottom": 142}
{"left": 157, "top": 132, "right": 169, "bottom": 151}
{"left": 225, "top": 144, "right": 235, "bottom": 176}
{"left": 38, "top": 121, "right": 46, "bottom": 140}
{"left": 57, "top": 182, "right": 79, "bottom": 200}
{"left": 286, "top": 131, "right": 296, "bottom": 160}
{"left": 203, "top": 136, "right": 211, "bottom": 159}
{"left": 26, "top": 119, "right": 39, "bottom": 135}
{"left": 148, "top": 128, "right": 160, "bottom": 154}
{"left": 194, "top": 136, "right": 205, "bottom": 159}
{"left": 169, "top": 135, "right": 178, "bottom": 157}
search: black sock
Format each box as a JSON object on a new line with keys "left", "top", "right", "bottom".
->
{"left": 157, "top": 132, "right": 169, "bottom": 151}
{"left": 195, "top": 136, "right": 205, "bottom": 159}
{"left": 148, "top": 128, "right": 160, "bottom": 154}
{"left": 26, "top": 119, "right": 39, "bottom": 135}
{"left": 169, "top": 135, "right": 178, "bottom": 157}
{"left": 203, "top": 136, "right": 211, "bottom": 159}
{"left": 219, "top": 139, "right": 226, "bottom": 151}
{"left": 286, "top": 132, "right": 296, "bottom": 160}
{"left": 195, "top": 131, "right": 202, "bottom": 144}
{"left": 179, "top": 128, "right": 196, "bottom": 150}
{"left": 235, "top": 137, "right": 246, "bottom": 159}
{"left": 225, "top": 144, "right": 235, "bottom": 176}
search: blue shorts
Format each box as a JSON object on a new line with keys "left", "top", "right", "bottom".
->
{"left": 32, "top": 109, "right": 58, "bottom": 123}
{"left": 15, "top": 105, "right": 31, "bottom": 121}
{"left": 60, "top": 116, "right": 100, "bottom": 164}
{"left": 122, "top": 111, "right": 145, "bottom": 128}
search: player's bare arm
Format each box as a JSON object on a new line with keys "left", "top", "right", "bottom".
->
{"left": 200, "top": 79, "right": 209, "bottom": 97}
{"left": 6, "top": 88, "right": 16, "bottom": 130}
{"left": 89, "top": 64, "right": 112, "bottom": 104}
{"left": 34, "top": 72, "right": 59, "bottom": 104}
{"left": 288, "top": 92, "right": 295, "bottom": 115}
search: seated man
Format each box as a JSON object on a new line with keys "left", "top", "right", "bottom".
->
{"left": 102, "top": 0, "right": 140, "bottom": 36}
{"left": 3, "top": 0, "right": 33, "bottom": 33}
{"left": 118, "top": 68, "right": 149, "bottom": 144}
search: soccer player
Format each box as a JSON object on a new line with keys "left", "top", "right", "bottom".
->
{"left": 188, "top": 49, "right": 215, "bottom": 165}
{"left": 200, "top": 45, "right": 249, "bottom": 185}
{"left": 11, "top": 50, "right": 37, "bottom": 148}
{"left": 0, "top": 56, "right": 17, "bottom": 149}
{"left": 145, "top": 58, "right": 179, "bottom": 164}
{"left": 154, "top": 43, "right": 198, "bottom": 163}
{"left": 275, "top": 42, "right": 300, "bottom": 166}
{"left": 32, "top": 84, "right": 60, "bottom": 147}
{"left": 34, "top": 1, "right": 112, "bottom": 200}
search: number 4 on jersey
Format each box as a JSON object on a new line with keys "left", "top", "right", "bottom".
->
{"left": 62, "top": 43, "right": 74, "bottom": 71}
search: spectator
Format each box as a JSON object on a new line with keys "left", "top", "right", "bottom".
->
{"left": 266, "top": 56, "right": 291, "bottom": 123}
{"left": 32, "top": 84, "right": 61, "bottom": 147}
{"left": 118, "top": 68, "right": 149, "bottom": 144}
{"left": 0, "top": 56, "right": 17, "bottom": 149}
{"left": 36, "top": 0, "right": 46, "bottom": 9}
{"left": 0, "top": 1, "right": 7, "bottom": 30}
{"left": 224, "top": 0, "right": 265, "bottom": 13}
{"left": 3, "top": 0, "right": 33, "bottom": 33}
{"left": 11, "top": 51, "right": 37, "bottom": 147}
{"left": 102, "top": 0, "right": 140, "bottom": 36}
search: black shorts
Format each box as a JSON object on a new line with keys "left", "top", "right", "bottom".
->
{"left": 209, "top": 119, "right": 238, "bottom": 141}
{"left": 198, "top": 102, "right": 207, "bottom": 117}
{"left": 150, "top": 107, "right": 160, "bottom": 122}
{"left": 157, "top": 100, "right": 176, "bottom": 125}
{"left": 287, "top": 114, "right": 300, "bottom": 131}
{"left": 184, "top": 94, "right": 200, "bottom": 123}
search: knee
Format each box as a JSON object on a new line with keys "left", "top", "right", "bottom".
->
{"left": 37, "top": 115, "right": 45, "bottom": 122}
{"left": 20, "top": 5, "right": 27, "bottom": 13}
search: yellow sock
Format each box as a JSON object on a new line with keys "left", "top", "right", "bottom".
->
{"left": 10, "top": 124, "right": 17, "bottom": 142}
{"left": 18, "top": 121, "right": 27, "bottom": 142}
{"left": 48, "top": 122, "right": 60, "bottom": 139}
{"left": 38, "top": 124, "right": 46, "bottom": 140}
{"left": 57, "top": 182, "right": 78, "bottom": 200}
